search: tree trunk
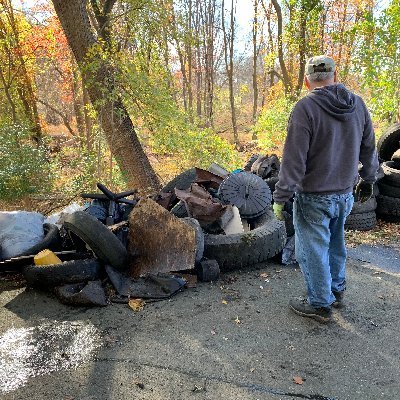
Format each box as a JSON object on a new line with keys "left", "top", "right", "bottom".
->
{"left": 82, "top": 86, "right": 94, "bottom": 152}
{"left": 186, "top": 0, "right": 194, "bottom": 121}
{"left": 0, "top": 0, "right": 42, "bottom": 143}
{"left": 0, "top": 68, "right": 17, "bottom": 123}
{"left": 252, "top": 0, "right": 259, "bottom": 139}
{"left": 295, "top": 4, "right": 307, "bottom": 96}
{"left": 51, "top": 0, "right": 160, "bottom": 194}
{"left": 72, "top": 65, "right": 86, "bottom": 141}
{"left": 270, "top": 0, "right": 292, "bottom": 96}
{"left": 222, "top": 0, "right": 239, "bottom": 146}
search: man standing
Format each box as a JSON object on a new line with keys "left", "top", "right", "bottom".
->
{"left": 273, "top": 55, "right": 379, "bottom": 323}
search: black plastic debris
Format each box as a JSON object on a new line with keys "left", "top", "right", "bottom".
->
{"left": 218, "top": 171, "right": 272, "bottom": 218}
{"left": 105, "top": 265, "right": 186, "bottom": 300}
{"left": 54, "top": 280, "right": 107, "bottom": 306}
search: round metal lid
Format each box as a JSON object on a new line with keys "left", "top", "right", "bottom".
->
{"left": 218, "top": 172, "right": 272, "bottom": 218}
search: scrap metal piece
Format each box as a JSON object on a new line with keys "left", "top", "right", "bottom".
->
{"left": 195, "top": 167, "right": 224, "bottom": 190}
{"left": 128, "top": 198, "right": 198, "bottom": 276}
{"left": 207, "top": 163, "right": 229, "bottom": 178}
{"left": 175, "top": 183, "right": 231, "bottom": 226}
{"left": 175, "top": 183, "right": 235, "bottom": 232}
{"left": 218, "top": 171, "right": 272, "bottom": 218}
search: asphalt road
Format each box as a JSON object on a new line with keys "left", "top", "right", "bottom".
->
{"left": 1, "top": 253, "right": 400, "bottom": 400}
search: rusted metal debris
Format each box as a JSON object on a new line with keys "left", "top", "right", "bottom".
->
{"left": 128, "top": 198, "right": 199, "bottom": 276}
{"left": 175, "top": 183, "right": 234, "bottom": 230}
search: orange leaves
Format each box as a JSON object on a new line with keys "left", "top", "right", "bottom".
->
{"left": 293, "top": 376, "right": 304, "bottom": 385}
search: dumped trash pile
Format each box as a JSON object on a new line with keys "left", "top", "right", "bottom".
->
{"left": 0, "top": 160, "right": 288, "bottom": 307}
{"left": 3, "top": 123, "right": 399, "bottom": 309}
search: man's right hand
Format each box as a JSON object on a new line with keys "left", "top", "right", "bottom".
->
{"left": 273, "top": 203, "right": 285, "bottom": 220}
{"left": 355, "top": 180, "right": 373, "bottom": 203}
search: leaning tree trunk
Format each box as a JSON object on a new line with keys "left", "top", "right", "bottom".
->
{"left": 51, "top": 0, "right": 160, "bottom": 194}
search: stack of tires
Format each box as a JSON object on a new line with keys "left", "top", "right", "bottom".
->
{"left": 376, "top": 123, "right": 400, "bottom": 222}
{"left": 345, "top": 194, "right": 377, "bottom": 231}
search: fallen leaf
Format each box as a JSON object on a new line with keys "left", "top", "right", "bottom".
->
{"left": 293, "top": 376, "right": 304, "bottom": 385}
{"left": 180, "top": 273, "right": 197, "bottom": 288}
{"left": 134, "top": 381, "right": 145, "bottom": 389}
{"left": 128, "top": 298, "right": 145, "bottom": 311}
{"left": 260, "top": 273, "right": 269, "bottom": 278}
{"left": 222, "top": 300, "right": 228, "bottom": 305}
{"left": 192, "top": 385, "right": 205, "bottom": 392}
{"left": 235, "top": 316, "right": 241, "bottom": 324}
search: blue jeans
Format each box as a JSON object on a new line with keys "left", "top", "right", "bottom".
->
{"left": 293, "top": 192, "right": 354, "bottom": 308}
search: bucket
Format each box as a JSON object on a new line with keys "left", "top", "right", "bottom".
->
{"left": 34, "top": 249, "right": 62, "bottom": 265}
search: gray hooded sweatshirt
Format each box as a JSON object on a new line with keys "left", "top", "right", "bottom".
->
{"left": 273, "top": 83, "right": 379, "bottom": 204}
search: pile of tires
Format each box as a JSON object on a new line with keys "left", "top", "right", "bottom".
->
{"left": 376, "top": 123, "right": 400, "bottom": 222}
{"left": 345, "top": 195, "right": 377, "bottom": 231}
{"left": 376, "top": 159, "right": 400, "bottom": 221}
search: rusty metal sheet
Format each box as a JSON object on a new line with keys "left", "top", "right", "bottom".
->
{"left": 195, "top": 168, "right": 224, "bottom": 190}
{"left": 128, "top": 198, "right": 197, "bottom": 276}
{"left": 175, "top": 183, "right": 229, "bottom": 225}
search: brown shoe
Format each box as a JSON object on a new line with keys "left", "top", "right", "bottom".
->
{"left": 332, "top": 290, "right": 345, "bottom": 309}
{"left": 289, "top": 298, "right": 332, "bottom": 323}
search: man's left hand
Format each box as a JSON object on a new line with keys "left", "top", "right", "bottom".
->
{"left": 355, "top": 180, "right": 373, "bottom": 203}
{"left": 273, "top": 203, "right": 285, "bottom": 220}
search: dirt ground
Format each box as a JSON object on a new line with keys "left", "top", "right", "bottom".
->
{"left": 1, "top": 251, "right": 400, "bottom": 400}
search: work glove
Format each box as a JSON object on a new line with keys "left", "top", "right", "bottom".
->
{"left": 355, "top": 180, "right": 373, "bottom": 203}
{"left": 273, "top": 202, "right": 285, "bottom": 221}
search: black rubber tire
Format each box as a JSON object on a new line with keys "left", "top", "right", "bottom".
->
{"left": 23, "top": 259, "right": 101, "bottom": 288}
{"left": 203, "top": 210, "right": 286, "bottom": 271}
{"left": 377, "top": 123, "right": 400, "bottom": 161}
{"left": 344, "top": 212, "right": 377, "bottom": 231}
{"left": 197, "top": 259, "right": 220, "bottom": 282}
{"left": 64, "top": 211, "right": 128, "bottom": 271}
{"left": 350, "top": 197, "right": 377, "bottom": 214}
{"left": 391, "top": 149, "right": 400, "bottom": 163}
{"left": 18, "top": 223, "right": 62, "bottom": 256}
{"left": 381, "top": 161, "right": 400, "bottom": 187}
{"left": 243, "top": 154, "right": 260, "bottom": 171}
{"left": 376, "top": 194, "right": 400, "bottom": 217}
{"left": 161, "top": 168, "right": 197, "bottom": 193}
{"left": 377, "top": 180, "right": 400, "bottom": 198}
{"left": 265, "top": 176, "right": 279, "bottom": 193}
{"left": 182, "top": 217, "right": 204, "bottom": 263}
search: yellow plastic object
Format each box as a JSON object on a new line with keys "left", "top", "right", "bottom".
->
{"left": 34, "top": 249, "right": 62, "bottom": 265}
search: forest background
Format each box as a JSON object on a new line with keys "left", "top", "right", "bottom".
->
{"left": 0, "top": 0, "right": 399, "bottom": 209}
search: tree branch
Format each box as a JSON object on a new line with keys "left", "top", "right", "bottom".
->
{"left": 36, "top": 98, "right": 77, "bottom": 137}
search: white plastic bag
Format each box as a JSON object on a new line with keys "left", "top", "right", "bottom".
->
{"left": 44, "top": 202, "right": 83, "bottom": 227}
{"left": 0, "top": 211, "right": 44, "bottom": 259}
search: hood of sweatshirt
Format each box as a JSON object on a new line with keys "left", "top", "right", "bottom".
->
{"left": 308, "top": 83, "right": 356, "bottom": 121}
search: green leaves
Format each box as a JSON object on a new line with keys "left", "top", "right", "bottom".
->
{"left": 0, "top": 123, "right": 53, "bottom": 200}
